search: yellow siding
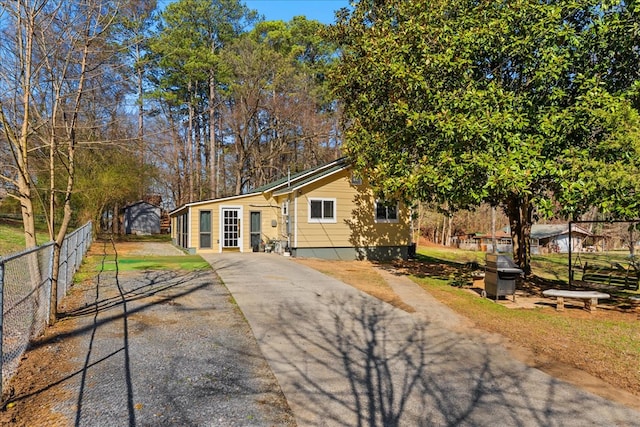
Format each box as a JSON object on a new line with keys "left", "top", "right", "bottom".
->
{"left": 189, "top": 208, "right": 199, "bottom": 249}
{"left": 188, "top": 193, "right": 279, "bottom": 254}
{"left": 293, "top": 170, "right": 411, "bottom": 249}
{"left": 172, "top": 164, "right": 411, "bottom": 256}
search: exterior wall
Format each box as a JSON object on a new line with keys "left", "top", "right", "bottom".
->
{"left": 293, "top": 246, "right": 408, "bottom": 261}
{"left": 187, "top": 193, "right": 280, "bottom": 254}
{"left": 271, "top": 194, "right": 294, "bottom": 252}
{"left": 291, "top": 169, "right": 411, "bottom": 259}
{"left": 541, "top": 234, "right": 586, "bottom": 254}
{"left": 171, "top": 209, "right": 191, "bottom": 252}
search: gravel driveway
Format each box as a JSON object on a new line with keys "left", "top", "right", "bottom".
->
{"left": 0, "top": 244, "right": 295, "bottom": 426}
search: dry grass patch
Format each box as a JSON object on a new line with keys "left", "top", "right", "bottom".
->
{"left": 0, "top": 279, "right": 93, "bottom": 425}
{"left": 292, "top": 258, "right": 415, "bottom": 313}
{"left": 415, "top": 276, "right": 640, "bottom": 394}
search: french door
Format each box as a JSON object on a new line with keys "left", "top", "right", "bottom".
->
{"left": 221, "top": 208, "right": 241, "bottom": 250}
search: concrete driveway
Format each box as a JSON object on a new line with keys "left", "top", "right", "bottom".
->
{"left": 204, "top": 252, "right": 640, "bottom": 427}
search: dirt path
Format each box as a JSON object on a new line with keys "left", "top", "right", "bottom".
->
{"left": 0, "top": 244, "right": 294, "bottom": 426}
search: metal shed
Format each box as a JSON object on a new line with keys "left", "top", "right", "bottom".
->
{"left": 123, "top": 201, "right": 161, "bottom": 235}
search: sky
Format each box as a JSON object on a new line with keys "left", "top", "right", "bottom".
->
{"left": 243, "top": 0, "right": 350, "bottom": 25}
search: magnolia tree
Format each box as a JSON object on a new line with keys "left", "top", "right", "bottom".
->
{"left": 330, "top": 0, "right": 640, "bottom": 274}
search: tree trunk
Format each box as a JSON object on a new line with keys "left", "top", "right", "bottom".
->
{"left": 137, "top": 50, "right": 145, "bottom": 199}
{"left": 491, "top": 206, "right": 497, "bottom": 253}
{"left": 209, "top": 68, "right": 218, "bottom": 199}
{"left": 505, "top": 195, "right": 533, "bottom": 276}
{"left": 235, "top": 148, "right": 244, "bottom": 195}
{"left": 113, "top": 202, "right": 119, "bottom": 234}
{"left": 16, "top": 7, "right": 38, "bottom": 249}
{"left": 187, "top": 80, "right": 195, "bottom": 202}
{"left": 195, "top": 109, "right": 203, "bottom": 199}
{"left": 415, "top": 202, "right": 422, "bottom": 249}
{"left": 49, "top": 28, "right": 90, "bottom": 324}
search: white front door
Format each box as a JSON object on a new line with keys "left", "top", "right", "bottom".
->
{"left": 220, "top": 207, "right": 242, "bottom": 251}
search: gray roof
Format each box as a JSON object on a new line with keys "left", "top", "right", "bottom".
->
{"left": 505, "top": 224, "right": 592, "bottom": 239}
{"left": 169, "top": 157, "right": 349, "bottom": 216}
{"left": 272, "top": 163, "right": 347, "bottom": 196}
{"left": 251, "top": 157, "right": 349, "bottom": 195}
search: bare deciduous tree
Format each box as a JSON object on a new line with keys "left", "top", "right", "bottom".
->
{"left": 0, "top": 0, "right": 120, "bottom": 322}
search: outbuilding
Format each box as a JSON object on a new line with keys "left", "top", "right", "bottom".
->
{"left": 123, "top": 201, "right": 161, "bottom": 235}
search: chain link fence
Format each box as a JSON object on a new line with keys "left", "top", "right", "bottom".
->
{"left": 0, "top": 221, "right": 92, "bottom": 395}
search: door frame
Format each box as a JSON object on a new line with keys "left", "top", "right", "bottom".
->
{"left": 219, "top": 206, "right": 243, "bottom": 252}
{"left": 250, "top": 211, "right": 262, "bottom": 252}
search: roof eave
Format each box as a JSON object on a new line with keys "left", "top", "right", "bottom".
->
{"left": 272, "top": 164, "right": 349, "bottom": 196}
{"left": 169, "top": 192, "right": 262, "bottom": 216}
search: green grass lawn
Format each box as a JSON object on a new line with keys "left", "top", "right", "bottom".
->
{"left": 0, "top": 220, "right": 51, "bottom": 256}
{"left": 532, "top": 251, "right": 638, "bottom": 282}
{"left": 416, "top": 246, "right": 487, "bottom": 265}
{"left": 409, "top": 248, "right": 640, "bottom": 395}
{"left": 98, "top": 255, "right": 210, "bottom": 272}
{"left": 417, "top": 245, "right": 639, "bottom": 285}
{"left": 74, "top": 254, "right": 210, "bottom": 283}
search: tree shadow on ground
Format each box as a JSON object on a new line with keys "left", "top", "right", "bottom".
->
{"left": 2, "top": 267, "right": 211, "bottom": 416}
{"left": 264, "top": 292, "right": 608, "bottom": 426}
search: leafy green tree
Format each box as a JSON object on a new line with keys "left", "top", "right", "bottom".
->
{"left": 330, "top": 0, "right": 640, "bottom": 274}
{"left": 1, "top": 0, "right": 124, "bottom": 322}
{"left": 74, "top": 147, "right": 144, "bottom": 231}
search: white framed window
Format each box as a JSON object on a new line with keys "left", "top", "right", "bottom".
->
{"left": 199, "top": 210, "right": 212, "bottom": 248}
{"left": 350, "top": 172, "right": 363, "bottom": 186}
{"left": 308, "top": 198, "right": 336, "bottom": 223}
{"left": 375, "top": 201, "right": 399, "bottom": 223}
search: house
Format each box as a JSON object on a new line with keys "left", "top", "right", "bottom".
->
{"left": 529, "top": 224, "right": 593, "bottom": 254}
{"left": 169, "top": 158, "right": 411, "bottom": 260}
{"left": 501, "top": 224, "right": 593, "bottom": 254}
{"left": 455, "top": 231, "right": 512, "bottom": 252}
{"left": 456, "top": 224, "right": 595, "bottom": 254}
{"left": 123, "top": 201, "right": 161, "bottom": 235}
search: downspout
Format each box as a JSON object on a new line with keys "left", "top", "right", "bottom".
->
{"left": 294, "top": 194, "right": 298, "bottom": 250}
{"left": 285, "top": 196, "right": 291, "bottom": 255}
{"left": 286, "top": 169, "right": 291, "bottom": 255}
{"left": 187, "top": 208, "right": 192, "bottom": 251}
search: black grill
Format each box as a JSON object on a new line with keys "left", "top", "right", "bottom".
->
{"left": 484, "top": 253, "right": 523, "bottom": 301}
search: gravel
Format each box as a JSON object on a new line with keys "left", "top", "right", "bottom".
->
{"left": 2, "top": 250, "right": 295, "bottom": 426}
